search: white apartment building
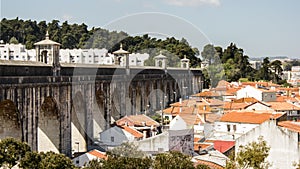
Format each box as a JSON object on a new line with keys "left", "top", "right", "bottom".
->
{"left": 0, "top": 42, "right": 36, "bottom": 61}
{"left": 0, "top": 42, "right": 149, "bottom": 66}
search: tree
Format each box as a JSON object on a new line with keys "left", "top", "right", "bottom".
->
{"left": 9, "top": 37, "right": 19, "bottom": 44}
{"left": 19, "top": 151, "right": 42, "bottom": 169}
{"left": 108, "top": 142, "right": 145, "bottom": 158}
{"left": 0, "top": 137, "right": 31, "bottom": 168}
{"left": 270, "top": 60, "right": 283, "bottom": 83}
{"left": 225, "top": 136, "right": 270, "bottom": 169}
{"left": 99, "top": 142, "right": 151, "bottom": 169}
{"left": 201, "top": 44, "right": 218, "bottom": 64}
{"left": 195, "top": 164, "right": 210, "bottom": 169}
{"left": 255, "top": 57, "right": 272, "bottom": 81}
{"left": 83, "top": 159, "right": 104, "bottom": 169}
{"left": 20, "top": 151, "right": 77, "bottom": 169}
{"left": 153, "top": 151, "right": 195, "bottom": 169}
{"left": 39, "top": 151, "right": 77, "bottom": 169}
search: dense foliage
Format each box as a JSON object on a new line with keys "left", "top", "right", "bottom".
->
{"left": 201, "top": 43, "right": 285, "bottom": 87}
{"left": 225, "top": 136, "right": 271, "bottom": 169}
{"left": 0, "top": 137, "right": 31, "bottom": 168}
{"left": 0, "top": 138, "right": 76, "bottom": 169}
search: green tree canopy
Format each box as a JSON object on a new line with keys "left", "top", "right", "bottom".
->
{"left": 19, "top": 151, "right": 76, "bottom": 169}
{"left": 0, "top": 137, "right": 31, "bottom": 168}
{"left": 226, "top": 136, "right": 271, "bottom": 169}
{"left": 153, "top": 151, "right": 195, "bottom": 169}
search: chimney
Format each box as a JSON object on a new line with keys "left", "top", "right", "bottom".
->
{"left": 255, "top": 84, "right": 258, "bottom": 88}
{"left": 179, "top": 98, "right": 182, "bottom": 104}
{"left": 143, "top": 130, "right": 147, "bottom": 139}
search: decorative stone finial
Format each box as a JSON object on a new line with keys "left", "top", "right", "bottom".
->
{"left": 120, "top": 43, "right": 123, "bottom": 49}
{"left": 46, "top": 31, "right": 49, "bottom": 40}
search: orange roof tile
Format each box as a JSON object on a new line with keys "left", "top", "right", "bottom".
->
{"left": 194, "top": 160, "right": 225, "bottom": 169}
{"left": 278, "top": 121, "right": 300, "bottom": 133}
{"left": 179, "top": 114, "right": 204, "bottom": 125}
{"left": 213, "top": 140, "right": 235, "bottom": 153}
{"left": 88, "top": 150, "right": 107, "bottom": 160}
{"left": 192, "top": 91, "right": 220, "bottom": 97}
{"left": 276, "top": 96, "right": 298, "bottom": 102}
{"left": 220, "top": 111, "right": 283, "bottom": 124}
{"left": 267, "top": 102, "right": 300, "bottom": 111}
{"left": 116, "top": 114, "right": 159, "bottom": 127}
{"left": 225, "top": 87, "right": 241, "bottom": 95}
{"left": 164, "top": 106, "right": 195, "bottom": 116}
{"left": 206, "top": 113, "right": 222, "bottom": 123}
{"left": 233, "top": 97, "right": 259, "bottom": 103}
{"left": 121, "top": 126, "right": 143, "bottom": 138}
{"left": 205, "top": 99, "right": 224, "bottom": 106}
{"left": 223, "top": 102, "right": 250, "bottom": 110}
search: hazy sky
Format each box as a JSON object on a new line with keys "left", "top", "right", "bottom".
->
{"left": 1, "top": 0, "right": 299, "bottom": 58}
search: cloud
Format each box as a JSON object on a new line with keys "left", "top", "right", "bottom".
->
{"left": 164, "top": 0, "right": 220, "bottom": 7}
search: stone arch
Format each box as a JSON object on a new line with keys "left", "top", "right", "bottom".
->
{"left": 71, "top": 91, "right": 87, "bottom": 153}
{"left": 41, "top": 50, "right": 48, "bottom": 63}
{"left": 0, "top": 99, "right": 22, "bottom": 140}
{"left": 94, "top": 89, "right": 107, "bottom": 135}
{"left": 38, "top": 96, "right": 60, "bottom": 153}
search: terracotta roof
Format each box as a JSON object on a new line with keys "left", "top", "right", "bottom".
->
{"left": 88, "top": 150, "right": 107, "bottom": 160}
{"left": 164, "top": 106, "right": 195, "bottom": 116}
{"left": 267, "top": 102, "right": 300, "bottom": 111}
{"left": 213, "top": 140, "right": 235, "bottom": 153}
{"left": 116, "top": 114, "right": 159, "bottom": 127}
{"left": 278, "top": 121, "right": 300, "bottom": 133}
{"left": 241, "top": 81, "right": 280, "bottom": 87}
{"left": 179, "top": 114, "right": 204, "bottom": 125}
{"left": 276, "top": 96, "right": 298, "bottom": 102}
{"left": 194, "top": 137, "right": 201, "bottom": 143}
{"left": 233, "top": 97, "right": 259, "bottom": 103}
{"left": 121, "top": 126, "right": 143, "bottom": 138}
{"left": 204, "top": 99, "right": 224, "bottom": 106}
{"left": 192, "top": 91, "right": 220, "bottom": 97}
{"left": 225, "top": 87, "right": 240, "bottom": 95}
{"left": 223, "top": 102, "right": 250, "bottom": 110}
{"left": 220, "top": 111, "right": 284, "bottom": 124}
{"left": 194, "top": 159, "right": 225, "bottom": 169}
{"left": 206, "top": 113, "right": 222, "bottom": 123}
{"left": 170, "top": 100, "right": 189, "bottom": 107}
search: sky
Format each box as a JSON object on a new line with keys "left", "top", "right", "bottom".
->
{"left": 1, "top": 0, "right": 300, "bottom": 58}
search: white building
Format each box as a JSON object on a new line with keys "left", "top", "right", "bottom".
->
{"left": 236, "top": 120, "right": 300, "bottom": 169}
{"left": 72, "top": 149, "right": 107, "bottom": 167}
{"left": 0, "top": 41, "right": 149, "bottom": 66}
{"left": 236, "top": 85, "right": 276, "bottom": 102}
{"left": 0, "top": 43, "right": 35, "bottom": 61}
{"left": 213, "top": 111, "right": 285, "bottom": 140}
{"left": 98, "top": 125, "right": 143, "bottom": 150}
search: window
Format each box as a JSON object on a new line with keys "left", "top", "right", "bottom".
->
{"left": 111, "top": 137, "right": 114, "bottom": 142}
{"left": 227, "top": 124, "right": 230, "bottom": 132}
{"left": 233, "top": 125, "right": 237, "bottom": 132}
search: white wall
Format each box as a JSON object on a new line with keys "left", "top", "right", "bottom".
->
{"left": 135, "top": 132, "right": 169, "bottom": 152}
{"left": 99, "top": 126, "right": 128, "bottom": 147}
{"left": 245, "top": 102, "right": 272, "bottom": 111}
{"left": 214, "top": 121, "right": 259, "bottom": 139}
{"left": 236, "top": 120, "right": 300, "bottom": 169}
{"left": 237, "top": 86, "right": 263, "bottom": 101}
{"left": 169, "top": 115, "right": 187, "bottom": 130}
